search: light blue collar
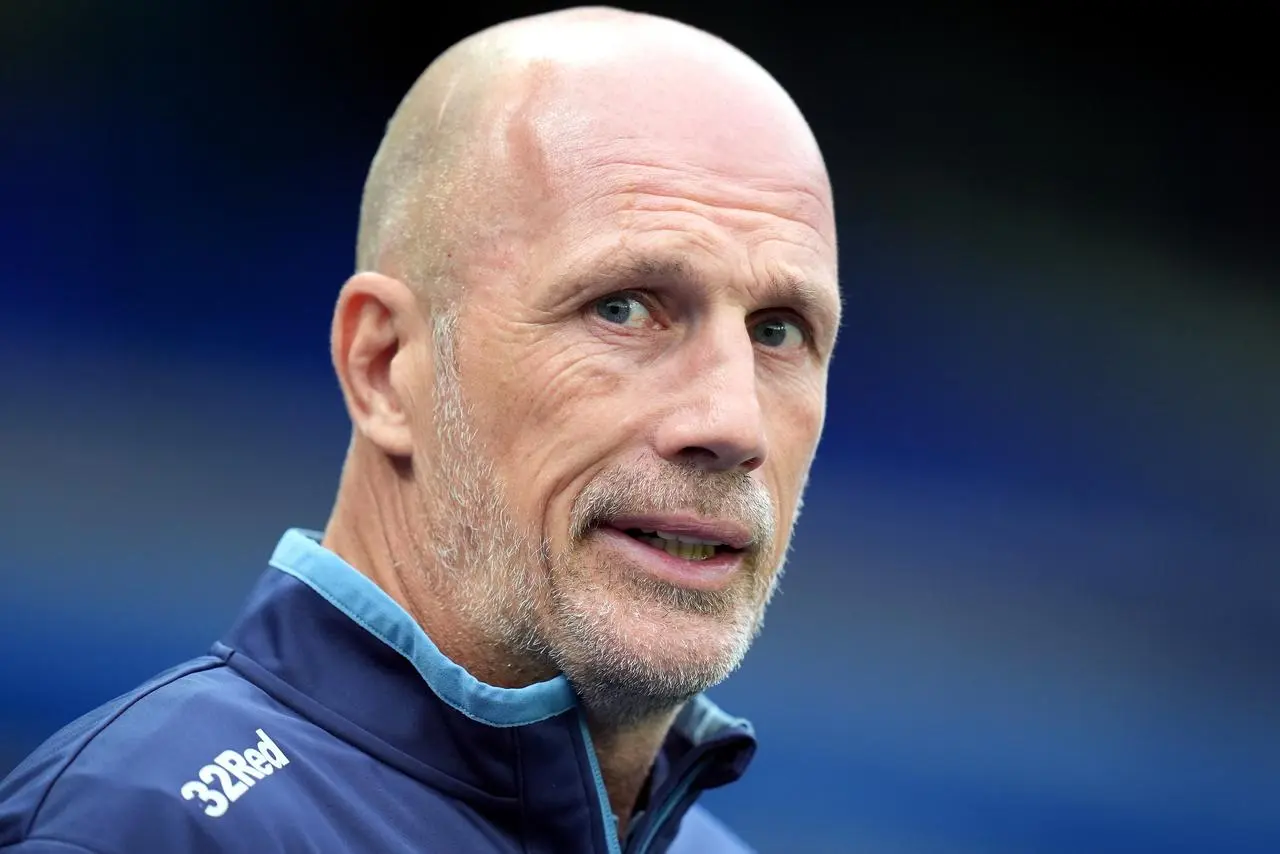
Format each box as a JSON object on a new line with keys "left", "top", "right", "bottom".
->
{"left": 269, "top": 527, "right": 576, "bottom": 727}
{"left": 268, "top": 527, "right": 748, "bottom": 740}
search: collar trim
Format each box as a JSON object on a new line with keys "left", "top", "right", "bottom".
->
{"left": 268, "top": 528, "right": 577, "bottom": 728}
{"left": 675, "top": 695, "right": 754, "bottom": 746}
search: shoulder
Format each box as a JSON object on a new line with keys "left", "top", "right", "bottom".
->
{"left": 0, "top": 654, "right": 300, "bottom": 854}
{"left": 668, "top": 804, "right": 756, "bottom": 854}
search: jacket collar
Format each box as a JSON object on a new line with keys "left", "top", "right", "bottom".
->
{"left": 266, "top": 527, "right": 578, "bottom": 727}
{"left": 218, "top": 529, "right": 756, "bottom": 852}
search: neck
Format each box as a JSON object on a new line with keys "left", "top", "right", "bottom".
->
{"left": 587, "top": 710, "right": 680, "bottom": 838}
{"left": 323, "top": 485, "right": 556, "bottom": 689}
{"left": 324, "top": 454, "right": 680, "bottom": 837}
{"left": 323, "top": 446, "right": 549, "bottom": 681}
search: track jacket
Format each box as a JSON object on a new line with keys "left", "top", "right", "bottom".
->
{"left": 0, "top": 529, "right": 758, "bottom": 853}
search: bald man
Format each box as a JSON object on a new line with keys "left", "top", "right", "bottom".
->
{"left": 0, "top": 8, "right": 839, "bottom": 854}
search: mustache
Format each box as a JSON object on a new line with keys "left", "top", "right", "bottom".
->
{"left": 569, "top": 462, "right": 776, "bottom": 552}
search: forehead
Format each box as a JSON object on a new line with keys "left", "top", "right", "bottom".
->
{"left": 453, "top": 49, "right": 840, "bottom": 334}
{"left": 498, "top": 62, "right": 836, "bottom": 273}
{"left": 494, "top": 50, "right": 835, "bottom": 231}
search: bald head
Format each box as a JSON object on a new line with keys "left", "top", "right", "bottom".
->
{"left": 330, "top": 6, "right": 839, "bottom": 748}
{"left": 354, "top": 7, "right": 833, "bottom": 309}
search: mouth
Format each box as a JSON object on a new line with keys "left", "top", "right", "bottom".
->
{"left": 602, "top": 513, "right": 751, "bottom": 556}
{"left": 586, "top": 515, "right": 753, "bottom": 591}
{"left": 618, "top": 528, "right": 742, "bottom": 561}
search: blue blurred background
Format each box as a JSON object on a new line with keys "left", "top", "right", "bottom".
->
{"left": 2, "top": 3, "right": 1277, "bottom": 852}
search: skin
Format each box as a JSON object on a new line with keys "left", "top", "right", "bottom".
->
{"left": 322, "top": 6, "right": 839, "bottom": 836}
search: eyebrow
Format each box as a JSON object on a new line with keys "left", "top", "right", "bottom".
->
{"left": 571, "top": 251, "right": 842, "bottom": 334}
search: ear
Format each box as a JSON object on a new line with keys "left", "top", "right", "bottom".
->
{"left": 330, "top": 272, "right": 423, "bottom": 458}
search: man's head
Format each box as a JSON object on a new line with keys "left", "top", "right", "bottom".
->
{"left": 330, "top": 7, "right": 839, "bottom": 726}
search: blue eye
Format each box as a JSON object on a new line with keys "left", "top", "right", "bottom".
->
{"left": 594, "top": 294, "right": 653, "bottom": 328}
{"left": 750, "top": 317, "right": 806, "bottom": 349}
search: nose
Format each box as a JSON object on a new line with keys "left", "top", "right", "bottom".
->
{"left": 654, "top": 318, "right": 768, "bottom": 473}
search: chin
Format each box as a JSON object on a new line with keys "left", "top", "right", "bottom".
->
{"left": 548, "top": 578, "right": 763, "bottom": 722}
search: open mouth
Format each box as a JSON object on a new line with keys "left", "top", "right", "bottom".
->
{"left": 617, "top": 527, "right": 742, "bottom": 562}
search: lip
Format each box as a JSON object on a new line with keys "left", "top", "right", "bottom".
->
{"left": 604, "top": 514, "right": 753, "bottom": 550}
{"left": 591, "top": 526, "right": 746, "bottom": 592}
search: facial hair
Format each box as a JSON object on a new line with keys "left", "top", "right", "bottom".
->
{"left": 553, "top": 464, "right": 780, "bottom": 725}
{"left": 412, "top": 312, "right": 790, "bottom": 726}
{"left": 408, "top": 312, "right": 550, "bottom": 662}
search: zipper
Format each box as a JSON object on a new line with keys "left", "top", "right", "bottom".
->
{"left": 629, "top": 756, "right": 711, "bottom": 854}
{"left": 577, "top": 713, "right": 624, "bottom": 854}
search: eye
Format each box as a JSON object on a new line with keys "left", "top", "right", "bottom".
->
{"left": 750, "top": 317, "right": 806, "bottom": 350}
{"left": 594, "top": 294, "right": 654, "bottom": 328}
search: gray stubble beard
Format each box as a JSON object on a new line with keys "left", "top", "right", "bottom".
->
{"left": 412, "top": 312, "right": 789, "bottom": 726}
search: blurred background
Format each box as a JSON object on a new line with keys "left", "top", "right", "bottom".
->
{"left": 1, "top": 2, "right": 1277, "bottom": 852}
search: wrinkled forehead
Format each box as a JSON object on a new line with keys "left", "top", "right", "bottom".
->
{"left": 489, "top": 49, "right": 836, "bottom": 243}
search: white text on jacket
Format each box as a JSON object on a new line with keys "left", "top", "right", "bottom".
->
{"left": 179, "top": 728, "right": 289, "bottom": 818}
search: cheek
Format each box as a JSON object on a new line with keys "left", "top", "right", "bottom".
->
{"left": 760, "top": 378, "right": 826, "bottom": 523}
{"left": 529, "top": 348, "right": 656, "bottom": 470}
{"left": 396, "top": 344, "right": 445, "bottom": 451}
{"left": 764, "top": 367, "right": 825, "bottom": 446}
{"left": 470, "top": 335, "right": 653, "bottom": 513}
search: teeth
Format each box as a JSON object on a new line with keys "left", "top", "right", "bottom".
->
{"left": 634, "top": 533, "right": 717, "bottom": 561}
{"left": 652, "top": 529, "right": 724, "bottom": 547}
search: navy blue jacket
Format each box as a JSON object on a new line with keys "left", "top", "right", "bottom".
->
{"left": 0, "top": 529, "right": 758, "bottom": 853}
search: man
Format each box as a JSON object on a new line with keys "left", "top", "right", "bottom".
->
{"left": 0, "top": 6, "right": 839, "bottom": 853}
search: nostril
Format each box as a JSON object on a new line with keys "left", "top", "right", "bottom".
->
{"left": 677, "top": 446, "right": 764, "bottom": 473}
{"left": 679, "top": 446, "right": 718, "bottom": 463}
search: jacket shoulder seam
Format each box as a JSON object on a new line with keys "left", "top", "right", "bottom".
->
{"left": 24, "top": 656, "right": 227, "bottom": 837}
